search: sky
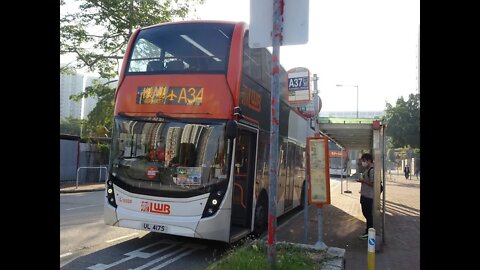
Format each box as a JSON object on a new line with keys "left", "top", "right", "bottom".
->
{"left": 197, "top": 0, "right": 420, "bottom": 112}
{"left": 61, "top": 0, "right": 420, "bottom": 112}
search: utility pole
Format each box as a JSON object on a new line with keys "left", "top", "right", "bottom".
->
{"left": 305, "top": 73, "right": 319, "bottom": 243}
{"left": 267, "top": 0, "right": 283, "bottom": 268}
{"left": 355, "top": 85, "right": 359, "bottom": 119}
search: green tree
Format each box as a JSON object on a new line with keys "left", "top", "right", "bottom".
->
{"left": 61, "top": 0, "right": 204, "bottom": 77}
{"left": 387, "top": 148, "right": 396, "bottom": 163}
{"left": 69, "top": 79, "right": 115, "bottom": 138}
{"left": 61, "top": 0, "right": 205, "bottom": 136}
{"left": 384, "top": 93, "right": 420, "bottom": 148}
{"left": 60, "top": 117, "right": 85, "bottom": 136}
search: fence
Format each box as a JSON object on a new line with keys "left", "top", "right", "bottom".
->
{"left": 60, "top": 138, "right": 110, "bottom": 182}
{"left": 76, "top": 166, "right": 108, "bottom": 188}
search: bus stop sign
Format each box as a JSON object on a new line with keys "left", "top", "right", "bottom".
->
{"left": 287, "top": 67, "right": 311, "bottom": 104}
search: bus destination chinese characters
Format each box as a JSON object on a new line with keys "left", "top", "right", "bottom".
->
{"left": 137, "top": 86, "right": 203, "bottom": 105}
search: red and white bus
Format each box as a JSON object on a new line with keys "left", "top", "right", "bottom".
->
{"left": 105, "top": 20, "right": 314, "bottom": 243}
{"left": 328, "top": 142, "right": 349, "bottom": 177}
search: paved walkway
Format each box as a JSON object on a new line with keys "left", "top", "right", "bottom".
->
{"left": 60, "top": 180, "right": 105, "bottom": 193}
{"left": 276, "top": 173, "right": 420, "bottom": 270}
{"left": 60, "top": 173, "right": 420, "bottom": 269}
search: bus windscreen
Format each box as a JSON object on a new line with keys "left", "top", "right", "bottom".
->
{"left": 126, "top": 23, "right": 235, "bottom": 74}
{"left": 110, "top": 117, "right": 229, "bottom": 196}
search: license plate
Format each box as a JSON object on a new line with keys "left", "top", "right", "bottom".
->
{"left": 143, "top": 222, "right": 168, "bottom": 232}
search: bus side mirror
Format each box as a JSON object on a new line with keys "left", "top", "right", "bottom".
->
{"left": 226, "top": 120, "right": 238, "bottom": 139}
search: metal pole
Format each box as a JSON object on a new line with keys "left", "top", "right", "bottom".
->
{"left": 304, "top": 74, "right": 319, "bottom": 243}
{"left": 312, "top": 74, "right": 327, "bottom": 249}
{"left": 268, "top": 0, "right": 283, "bottom": 268}
{"left": 312, "top": 74, "right": 319, "bottom": 132}
{"left": 303, "top": 178, "right": 308, "bottom": 243}
{"left": 303, "top": 116, "right": 310, "bottom": 243}
{"left": 343, "top": 151, "right": 351, "bottom": 193}
{"left": 315, "top": 207, "right": 327, "bottom": 248}
{"left": 76, "top": 168, "right": 80, "bottom": 189}
{"left": 382, "top": 125, "right": 386, "bottom": 244}
{"left": 340, "top": 156, "right": 343, "bottom": 194}
{"left": 341, "top": 175, "right": 343, "bottom": 194}
{"left": 356, "top": 85, "right": 359, "bottom": 118}
{"left": 367, "top": 228, "right": 376, "bottom": 270}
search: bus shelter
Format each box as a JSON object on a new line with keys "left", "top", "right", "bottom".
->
{"left": 318, "top": 117, "right": 385, "bottom": 251}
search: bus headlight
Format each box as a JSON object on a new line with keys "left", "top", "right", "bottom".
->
{"left": 106, "top": 176, "right": 117, "bottom": 208}
{"left": 201, "top": 184, "right": 227, "bottom": 218}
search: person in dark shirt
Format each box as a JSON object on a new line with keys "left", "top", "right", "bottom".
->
{"left": 356, "top": 153, "right": 374, "bottom": 240}
{"left": 404, "top": 164, "right": 410, "bottom": 179}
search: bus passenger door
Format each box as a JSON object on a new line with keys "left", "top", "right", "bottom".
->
{"left": 231, "top": 128, "right": 257, "bottom": 230}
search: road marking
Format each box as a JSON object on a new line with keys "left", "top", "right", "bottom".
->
{"left": 87, "top": 239, "right": 178, "bottom": 270}
{"left": 135, "top": 243, "right": 206, "bottom": 270}
{"left": 65, "top": 204, "right": 101, "bottom": 211}
{"left": 106, "top": 233, "right": 139, "bottom": 243}
{"left": 149, "top": 244, "right": 206, "bottom": 270}
{"left": 60, "top": 252, "right": 72, "bottom": 258}
{"left": 131, "top": 246, "right": 188, "bottom": 270}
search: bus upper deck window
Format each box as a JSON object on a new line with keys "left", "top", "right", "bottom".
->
{"left": 147, "top": 61, "right": 164, "bottom": 72}
{"left": 166, "top": 60, "right": 185, "bottom": 71}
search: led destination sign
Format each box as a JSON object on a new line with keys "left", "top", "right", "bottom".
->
{"left": 137, "top": 86, "right": 204, "bottom": 105}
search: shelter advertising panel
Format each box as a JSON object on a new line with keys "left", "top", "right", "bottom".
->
{"left": 307, "top": 136, "right": 331, "bottom": 206}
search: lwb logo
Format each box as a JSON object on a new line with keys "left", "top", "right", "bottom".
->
{"left": 141, "top": 201, "right": 171, "bottom": 215}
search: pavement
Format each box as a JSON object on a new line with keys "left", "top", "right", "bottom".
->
{"left": 60, "top": 172, "right": 420, "bottom": 269}
{"left": 60, "top": 180, "right": 105, "bottom": 193}
{"left": 275, "top": 173, "right": 420, "bottom": 270}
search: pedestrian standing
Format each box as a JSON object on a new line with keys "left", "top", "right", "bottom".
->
{"left": 356, "top": 153, "right": 374, "bottom": 240}
{"left": 404, "top": 164, "right": 410, "bottom": 179}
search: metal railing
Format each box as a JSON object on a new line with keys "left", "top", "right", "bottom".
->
{"left": 76, "top": 166, "right": 108, "bottom": 188}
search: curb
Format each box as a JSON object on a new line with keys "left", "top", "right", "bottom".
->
{"left": 207, "top": 239, "right": 345, "bottom": 269}
{"left": 275, "top": 241, "right": 346, "bottom": 270}
{"left": 60, "top": 187, "right": 105, "bottom": 194}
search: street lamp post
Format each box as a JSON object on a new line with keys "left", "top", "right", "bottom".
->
{"left": 336, "top": 84, "right": 359, "bottom": 118}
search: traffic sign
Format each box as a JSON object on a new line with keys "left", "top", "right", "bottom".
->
{"left": 249, "top": 0, "right": 309, "bottom": 48}
{"left": 287, "top": 67, "right": 310, "bottom": 104}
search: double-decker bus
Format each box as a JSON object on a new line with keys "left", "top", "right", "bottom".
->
{"left": 329, "top": 142, "right": 349, "bottom": 177}
{"left": 104, "top": 20, "right": 313, "bottom": 243}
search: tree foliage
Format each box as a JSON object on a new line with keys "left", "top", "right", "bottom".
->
{"left": 70, "top": 80, "right": 116, "bottom": 138}
{"left": 60, "top": 116, "right": 85, "bottom": 136}
{"left": 61, "top": 0, "right": 204, "bottom": 77}
{"left": 384, "top": 93, "right": 420, "bottom": 148}
{"left": 387, "top": 148, "right": 396, "bottom": 163}
{"left": 61, "top": 0, "right": 205, "bottom": 137}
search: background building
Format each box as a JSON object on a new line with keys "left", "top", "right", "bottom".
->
{"left": 60, "top": 72, "right": 106, "bottom": 120}
{"left": 60, "top": 73, "right": 84, "bottom": 119}
{"left": 319, "top": 110, "right": 384, "bottom": 119}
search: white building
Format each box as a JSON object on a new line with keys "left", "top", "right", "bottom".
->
{"left": 60, "top": 73, "right": 84, "bottom": 119}
{"left": 60, "top": 72, "right": 110, "bottom": 120}
{"left": 319, "top": 111, "right": 384, "bottom": 119}
{"left": 82, "top": 75, "right": 107, "bottom": 119}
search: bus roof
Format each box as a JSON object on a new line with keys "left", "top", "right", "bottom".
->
{"left": 141, "top": 20, "right": 242, "bottom": 30}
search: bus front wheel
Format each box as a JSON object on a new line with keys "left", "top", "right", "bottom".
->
{"left": 253, "top": 193, "right": 268, "bottom": 236}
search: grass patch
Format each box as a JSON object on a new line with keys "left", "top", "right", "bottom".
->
{"left": 206, "top": 240, "right": 326, "bottom": 270}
